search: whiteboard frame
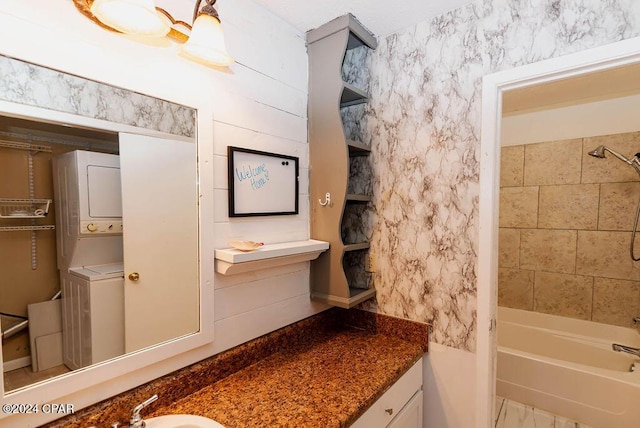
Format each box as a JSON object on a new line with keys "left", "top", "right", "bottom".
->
{"left": 227, "top": 146, "right": 299, "bottom": 217}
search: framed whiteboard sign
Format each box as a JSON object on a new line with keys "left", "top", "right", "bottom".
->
{"left": 228, "top": 146, "right": 299, "bottom": 217}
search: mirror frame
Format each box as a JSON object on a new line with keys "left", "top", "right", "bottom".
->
{"left": 0, "top": 98, "right": 214, "bottom": 417}
{"left": 477, "top": 35, "right": 640, "bottom": 426}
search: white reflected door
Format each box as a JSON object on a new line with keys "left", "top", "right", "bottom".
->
{"left": 119, "top": 133, "right": 199, "bottom": 353}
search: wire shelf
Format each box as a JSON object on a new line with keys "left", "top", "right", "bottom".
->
{"left": 0, "top": 225, "right": 55, "bottom": 232}
{"left": 0, "top": 199, "right": 52, "bottom": 219}
{"left": 0, "top": 140, "right": 52, "bottom": 153}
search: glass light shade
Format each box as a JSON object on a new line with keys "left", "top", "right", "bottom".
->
{"left": 91, "top": 0, "right": 170, "bottom": 37}
{"left": 180, "top": 14, "right": 234, "bottom": 67}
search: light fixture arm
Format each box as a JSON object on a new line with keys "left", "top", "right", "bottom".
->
{"left": 155, "top": 8, "right": 191, "bottom": 30}
{"left": 193, "top": 0, "right": 221, "bottom": 23}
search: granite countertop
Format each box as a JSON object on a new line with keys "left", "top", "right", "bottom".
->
{"left": 148, "top": 328, "right": 424, "bottom": 427}
{"left": 46, "top": 308, "right": 427, "bottom": 428}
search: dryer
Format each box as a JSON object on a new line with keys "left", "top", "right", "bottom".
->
{"left": 53, "top": 150, "right": 123, "bottom": 269}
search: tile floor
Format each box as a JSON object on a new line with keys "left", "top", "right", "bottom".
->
{"left": 3, "top": 364, "right": 69, "bottom": 392}
{"left": 495, "top": 397, "right": 594, "bottom": 428}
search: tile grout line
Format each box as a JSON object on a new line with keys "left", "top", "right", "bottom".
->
{"left": 590, "top": 274, "right": 595, "bottom": 322}
{"left": 591, "top": 175, "right": 602, "bottom": 325}
{"left": 590, "top": 180, "right": 599, "bottom": 323}
{"left": 531, "top": 268, "right": 536, "bottom": 311}
{"left": 536, "top": 184, "right": 540, "bottom": 229}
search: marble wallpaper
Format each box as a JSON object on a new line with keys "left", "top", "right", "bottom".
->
{"left": 483, "top": 0, "right": 640, "bottom": 72}
{"left": 344, "top": 0, "right": 640, "bottom": 352}
{"left": 0, "top": 55, "right": 195, "bottom": 137}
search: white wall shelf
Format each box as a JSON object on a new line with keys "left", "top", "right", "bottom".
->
{"left": 215, "top": 239, "right": 329, "bottom": 275}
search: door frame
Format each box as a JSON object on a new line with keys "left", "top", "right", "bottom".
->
{"left": 477, "top": 35, "right": 640, "bottom": 426}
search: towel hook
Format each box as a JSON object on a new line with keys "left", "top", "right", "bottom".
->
{"left": 319, "top": 192, "right": 331, "bottom": 207}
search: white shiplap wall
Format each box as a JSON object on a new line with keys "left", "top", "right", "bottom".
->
{"left": 206, "top": 0, "right": 329, "bottom": 353}
{"left": 0, "top": 0, "right": 325, "bottom": 425}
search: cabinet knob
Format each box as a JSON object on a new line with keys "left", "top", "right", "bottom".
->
{"left": 385, "top": 408, "right": 393, "bottom": 415}
{"left": 128, "top": 272, "right": 140, "bottom": 281}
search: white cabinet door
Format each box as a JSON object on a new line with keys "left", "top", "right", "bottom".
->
{"left": 119, "top": 133, "right": 199, "bottom": 353}
{"left": 351, "top": 360, "right": 423, "bottom": 428}
{"left": 387, "top": 390, "right": 423, "bottom": 428}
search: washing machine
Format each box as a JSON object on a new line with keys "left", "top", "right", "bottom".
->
{"left": 60, "top": 263, "right": 124, "bottom": 370}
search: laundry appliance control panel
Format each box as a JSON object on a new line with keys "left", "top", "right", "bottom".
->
{"left": 80, "top": 220, "right": 123, "bottom": 235}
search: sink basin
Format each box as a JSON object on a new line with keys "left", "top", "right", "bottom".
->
{"left": 144, "top": 414, "right": 225, "bottom": 428}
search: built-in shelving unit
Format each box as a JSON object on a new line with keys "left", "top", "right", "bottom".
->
{"left": 307, "top": 14, "right": 377, "bottom": 308}
{"left": 214, "top": 240, "right": 329, "bottom": 275}
{"left": 0, "top": 141, "right": 55, "bottom": 268}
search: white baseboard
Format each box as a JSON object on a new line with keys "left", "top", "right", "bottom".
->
{"left": 3, "top": 356, "right": 31, "bottom": 372}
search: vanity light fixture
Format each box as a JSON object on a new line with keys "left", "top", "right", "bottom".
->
{"left": 90, "top": 0, "right": 170, "bottom": 37}
{"left": 180, "top": 3, "right": 233, "bottom": 67}
{"left": 73, "top": 0, "right": 234, "bottom": 67}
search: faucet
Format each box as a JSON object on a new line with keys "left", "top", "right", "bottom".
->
{"left": 612, "top": 343, "right": 640, "bottom": 358}
{"left": 129, "top": 394, "right": 158, "bottom": 428}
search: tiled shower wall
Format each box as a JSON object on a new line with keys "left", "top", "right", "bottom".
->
{"left": 499, "top": 131, "right": 640, "bottom": 327}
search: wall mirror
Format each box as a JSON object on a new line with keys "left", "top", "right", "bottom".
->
{"left": 0, "top": 85, "right": 210, "bottom": 410}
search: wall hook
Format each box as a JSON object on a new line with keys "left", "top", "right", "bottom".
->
{"left": 319, "top": 192, "right": 331, "bottom": 207}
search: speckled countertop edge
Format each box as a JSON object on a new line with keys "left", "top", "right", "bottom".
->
{"left": 43, "top": 308, "right": 428, "bottom": 428}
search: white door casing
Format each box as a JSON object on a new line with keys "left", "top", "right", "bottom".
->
{"left": 477, "top": 36, "right": 640, "bottom": 427}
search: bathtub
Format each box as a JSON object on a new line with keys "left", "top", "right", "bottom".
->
{"left": 497, "top": 307, "right": 640, "bottom": 428}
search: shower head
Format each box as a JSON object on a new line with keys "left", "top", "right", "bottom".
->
{"left": 588, "top": 145, "right": 640, "bottom": 176}
{"left": 588, "top": 145, "right": 632, "bottom": 162}
{"left": 588, "top": 146, "right": 607, "bottom": 158}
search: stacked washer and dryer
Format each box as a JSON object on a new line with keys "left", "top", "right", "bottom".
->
{"left": 53, "top": 150, "right": 125, "bottom": 370}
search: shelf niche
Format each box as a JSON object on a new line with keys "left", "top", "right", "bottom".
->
{"left": 307, "top": 14, "right": 377, "bottom": 309}
{"left": 347, "top": 139, "right": 371, "bottom": 156}
{"left": 341, "top": 83, "right": 368, "bottom": 107}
